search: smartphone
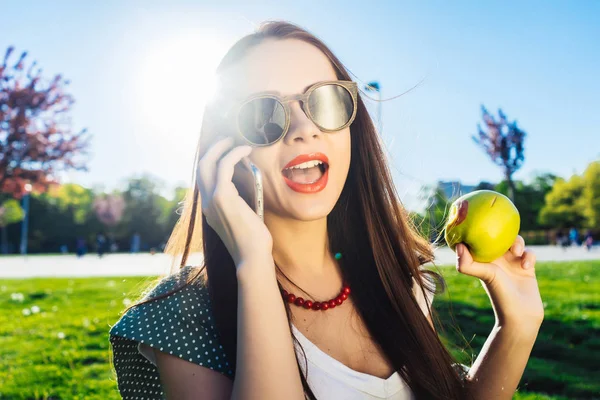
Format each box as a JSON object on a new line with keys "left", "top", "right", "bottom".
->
{"left": 241, "top": 158, "right": 264, "bottom": 221}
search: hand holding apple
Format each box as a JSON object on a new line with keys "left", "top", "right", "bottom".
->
{"left": 445, "top": 190, "right": 520, "bottom": 263}
{"left": 444, "top": 190, "right": 544, "bottom": 327}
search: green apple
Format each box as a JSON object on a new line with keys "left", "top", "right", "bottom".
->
{"left": 444, "top": 190, "right": 520, "bottom": 263}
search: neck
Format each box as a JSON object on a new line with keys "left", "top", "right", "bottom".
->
{"left": 265, "top": 212, "right": 340, "bottom": 280}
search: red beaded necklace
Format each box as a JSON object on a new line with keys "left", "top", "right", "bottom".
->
{"left": 281, "top": 284, "right": 351, "bottom": 311}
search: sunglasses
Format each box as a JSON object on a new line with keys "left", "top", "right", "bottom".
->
{"left": 232, "top": 80, "right": 358, "bottom": 147}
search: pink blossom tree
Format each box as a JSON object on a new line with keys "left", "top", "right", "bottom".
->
{"left": 0, "top": 46, "right": 90, "bottom": 198}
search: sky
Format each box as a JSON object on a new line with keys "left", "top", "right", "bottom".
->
{"left": 2, "top": 0, "right": 599, "bottom": 210}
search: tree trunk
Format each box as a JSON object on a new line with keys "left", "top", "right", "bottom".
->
{"left": 506, "top": 172, "right": 515, "bottom": 201}
{"left": 1, "top": 225, "right": 7, "bottom": 254}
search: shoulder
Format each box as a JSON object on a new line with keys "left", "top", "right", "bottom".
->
{"left": 109, "top": 266, "right": 233, "bottom": 382}
{"left": 110, "top": 266, "right": 214, "bottom": 340}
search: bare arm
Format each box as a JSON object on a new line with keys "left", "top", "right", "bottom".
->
{"left": 154, "top": 258, "right": 304, "bottom": 400}
{"left": 231, "top": 259, "right": 305, "bottom": 399}
{"left": 155, "top": 351, "right": 233, "bottom": 399}
{"left": 455, "top": 238, "right": 544, "bottom": 399}
{"left": 464, "top": 321, "right": 541, "bottom": 399}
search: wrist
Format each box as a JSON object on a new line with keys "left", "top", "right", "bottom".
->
{"left": 494, "top": 318, "right": 542, "bottom": 340}
{"left": 236, "top": 256, "right": 277, "bottom": 284}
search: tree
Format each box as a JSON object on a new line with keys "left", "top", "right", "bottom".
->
{"left": 118, "top": 175, "right": 172, "bottom": 250}
{"left": 93, "top": 193, "right": 125, "bottom": 227}
{"left": 0, "top": 47, "right": 90, "bottom": 197}
{"left": 495, "top": 173, "right": 558, "bottom": 231}
{"left": 539, "top": 177, "right": 586, "bottom": 229}
{"left": 473, "top": 106, "right": 526, "bottom": 200}
{"left": 47, "top": 183, "right": 94, "bottom": 224}
{"left": 474, "top": 181, "right": 496, "bottom": 191}
{"left": 0, "top": 199, "right": 24, "bottom": 253}
{"left": 538, "top": 162, "right": 600, "bottom": 230}
{"left": 581, "top": 161, "right": 600, "bottom": 229}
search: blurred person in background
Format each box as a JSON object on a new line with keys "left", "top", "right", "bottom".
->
{"left": 76, "top": 237, "right": 86, "bottom": 258}
{"left": 130, "top": 232, "right": 141, "bottom": 253}
{"left": 109, "top": 21, "right": 543, "bottom": 400}
{"left": 569, "top": 227, "right": 579, "bottom": 246}
{"left": 584, "top": 230, "right": 593, "bottom": 251}
{"left": 96, "top": 233, "right": 107, "bottom": 258}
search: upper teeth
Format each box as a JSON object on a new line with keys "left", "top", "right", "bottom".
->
{"left": 286, "top": 160, "right": 324, "bottom": 170}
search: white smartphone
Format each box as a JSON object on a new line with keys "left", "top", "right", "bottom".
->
{"left": 241, "top": 158, "right": 264, "bottom": 221}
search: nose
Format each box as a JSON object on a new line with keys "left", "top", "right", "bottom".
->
{"left": 283, "top": 101, "right": 322, "bottom": 144}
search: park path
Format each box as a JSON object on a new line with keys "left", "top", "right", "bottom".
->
{"left": 0, "top": 246, "right": 598, "bottom": 278}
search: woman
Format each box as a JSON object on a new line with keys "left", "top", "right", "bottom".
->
{"left": 110, "top": 21, "right": 544, "bottom": 399}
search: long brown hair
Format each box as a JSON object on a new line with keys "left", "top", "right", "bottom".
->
{"left": 143, "top": 21, "right": 469, "bottom": 399}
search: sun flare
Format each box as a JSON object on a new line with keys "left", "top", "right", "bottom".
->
{"left": 135, "top": 32, "right": 226, "bottom": 149}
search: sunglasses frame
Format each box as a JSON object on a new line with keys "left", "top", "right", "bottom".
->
{"left": 235, "top": 80, "right": 358, "bottom": 147}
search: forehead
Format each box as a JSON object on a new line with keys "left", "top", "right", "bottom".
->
{"left": 219, "top": 39, "right": 339, "bottom": 98}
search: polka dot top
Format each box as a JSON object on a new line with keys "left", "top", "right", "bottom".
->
{"left": 109, "top": 266, "right": 231, "bottom": 400}
{"left": 109, "top": 266, "right": 466, "bottom": 399}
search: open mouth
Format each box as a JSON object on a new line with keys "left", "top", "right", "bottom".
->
{"left": 281, "top": 160, "right": 328, "bottom": 184}
{"left": 281, "top": 153, "right": 330, "bottom": 194}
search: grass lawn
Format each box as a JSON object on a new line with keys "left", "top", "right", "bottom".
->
{"left": 1, "top": 261, "right": 598, "bottom": 399}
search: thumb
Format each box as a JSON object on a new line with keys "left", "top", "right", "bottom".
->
{"left": 456, "top": 243, "right": 495, "bottom": 283}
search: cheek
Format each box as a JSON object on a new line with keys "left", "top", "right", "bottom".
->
{"left": 333, "top": 129, "right": 352, "bottom": 181}
{"left": 247, "top": 147, "right": 277, "bottom": 175}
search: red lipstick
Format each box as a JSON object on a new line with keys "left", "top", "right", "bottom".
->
{"left": 282, "top": 152, "right": 329, "bottom": 193}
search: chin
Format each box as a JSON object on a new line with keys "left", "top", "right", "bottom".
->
{"left": 287, "top": 200, "right": 334, "bottom": 221}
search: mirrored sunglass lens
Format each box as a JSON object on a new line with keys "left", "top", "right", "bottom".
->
{"left": 238, "top": 98, "right": 286, "bottom": 145}
{"left": 308, "top": 85, "right": 354, "bottom": 130}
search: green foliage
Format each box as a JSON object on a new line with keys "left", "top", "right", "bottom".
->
{"left": 581, "top": 161, "right": 600, "bottom": 228}
{"left": 116, "top": 175, "right": 178, "bottom": 249}
{"left": 0, "top": 199, "right": 25, "bottom": 254}
{"left": 46, "top": 184, "right": 94, "bottom": 225}
{"left": 495, "top": 173, "right": 558, "bottom": 231}
{"left": 0, "top": 199, "right": 24, "bottom": 227}
{"left": 1, "top": 261, "right": 598, "bottom": 399}
{"left": 0, "top": 177, "right": 186, "bottom": 253}
{"left": 540, "top": 162, "right": 599, "bottom": 229}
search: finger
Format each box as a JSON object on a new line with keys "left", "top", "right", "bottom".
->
{"left": 456, "top": 243, "right": 495, "bottom": 283}
{"left": 215, "top": 145, "right": 253, "bottom": 192}
{"left": 199, "top": 137, "right": 235, "bottom": 168}
{"left": 521, "top": 249, "right": 537, "bottom": 270}
{"left": 197, "top": 137, "right": 235, "bottom": 193}
{"left": 510, "top": 235, "right": 526, "bottom": 257}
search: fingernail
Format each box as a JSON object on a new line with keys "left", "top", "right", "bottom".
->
{"left": 523, "top": 261, "right": 531, "bottom": 269}
{"left": 457, "top": 244, "right": 464, "bottom": 256}
{"left": 516, "top": 245, "right": 524, "bottom": 255}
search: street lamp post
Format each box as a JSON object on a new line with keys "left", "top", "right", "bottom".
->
{"left": 364, "top": 81, "right": 382, "bottom": 132}
{"left": 20, "top": 183, "right": 32, "bottom": 256}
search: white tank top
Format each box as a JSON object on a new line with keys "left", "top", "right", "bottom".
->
{"left": 291, "top": 278, "right": 434, "bottom": 399}
{"left": 139, "top": 276, "right": 435, "bottom": 399}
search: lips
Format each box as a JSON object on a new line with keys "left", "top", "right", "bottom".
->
{"left": 282, "top": 152, "right": 329, "bottom": 193}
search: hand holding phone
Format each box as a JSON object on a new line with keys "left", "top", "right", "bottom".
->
{"left": 196, "top": 138, "right": 272, "bottom": 268}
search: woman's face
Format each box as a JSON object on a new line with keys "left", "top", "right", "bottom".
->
{"left": 224, "top": 39, "right": 351, "bottom": 221}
